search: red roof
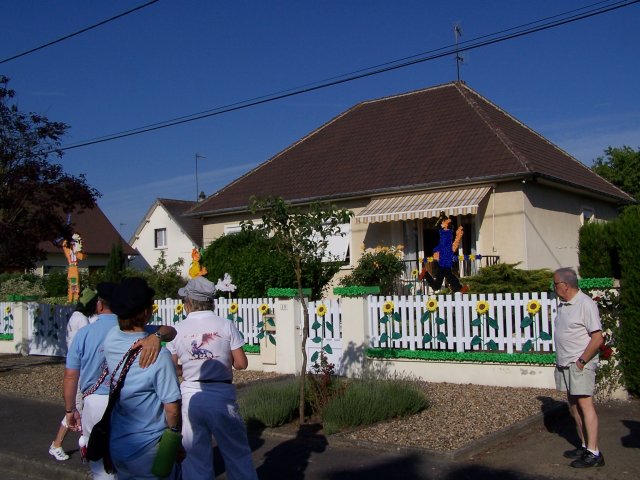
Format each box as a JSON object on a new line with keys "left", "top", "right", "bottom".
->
{"left": 190, "top": 82, "right": 632, "bottom": 217}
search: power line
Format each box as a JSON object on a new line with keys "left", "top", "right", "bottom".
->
{"left": 0, "top": 0, "right": 160, "bottom": 65}
{"left": 57, "top": 0, "right": 639, "bottom": 152}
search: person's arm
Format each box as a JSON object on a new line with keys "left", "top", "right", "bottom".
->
{"left": 576, "top": 330, "right": 604, "bottom": 370}
{"left": 138, "top": 325, "right": 178, "bottom": 368}
{"left": 62, "top": 368, "right": 82, "bottom": 431}
{"left": 163, "top": 401, "right": 181, "bottom": 431}
{"left": 231, "top": 347, "right": 248, "bottom": 370}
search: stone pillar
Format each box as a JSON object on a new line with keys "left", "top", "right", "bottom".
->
{"left": 266, "top": 298, "right": 304, "bottom": 374}
{"left": 338, "top": 296, "right": 369, "bottom": 377}
{"left": 0, "top": 302, "right": 30, "bottom": 355}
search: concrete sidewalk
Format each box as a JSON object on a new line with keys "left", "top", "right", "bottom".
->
{"left": 0, "top": 390, "right": 637, "bottom": 480}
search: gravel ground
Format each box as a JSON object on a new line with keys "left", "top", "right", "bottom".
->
{"left": 0, "top": 354, "right": 566, "bottom": 452}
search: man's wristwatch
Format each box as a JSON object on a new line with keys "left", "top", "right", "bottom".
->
{"left": 578, "top": 358, "right": 587, "bottom": 366}
{"left": 154, "top": 331, "right": 163, "bottom": 341}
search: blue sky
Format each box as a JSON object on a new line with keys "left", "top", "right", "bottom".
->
{"left": 3, "top": 1, "right": 639, "bottom": 241}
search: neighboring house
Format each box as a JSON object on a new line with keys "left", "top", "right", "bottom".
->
{"left": 35, "top": 206, "right": 137, "bottom": 275}
{"left": 129, "top": 198, "right": 204, "bottom": 278}
{"left": 188, "top": 82, "right": 633, "bottom": 283}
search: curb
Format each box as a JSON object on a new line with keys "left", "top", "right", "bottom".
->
{"left": 0, "top": 451, "right": 88, "bottom": 480}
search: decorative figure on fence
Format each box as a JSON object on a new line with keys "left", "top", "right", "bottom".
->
{"left": 62, "top": 233, "right": 86, "bottom": 303}
{"left": 188, "top": 247, "right": 207, "bottom": 278}
{"left": 419, "top": 211, "right": 469, "bottom": 294}
{"left": 215, "top": 273, "right": 236, "bottom": 298}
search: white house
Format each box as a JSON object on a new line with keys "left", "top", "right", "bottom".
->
{"left": 130, "top": 199, "right": 204, "bottom": 278}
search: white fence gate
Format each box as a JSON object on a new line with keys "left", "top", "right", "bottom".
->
{"left": 304, "top": 299, "right": 343, "bottom": 373}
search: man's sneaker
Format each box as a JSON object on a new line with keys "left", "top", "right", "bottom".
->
{"left": 563, "top": 446, "right": 586, "bottom": 459}
{"left": 570, "top": 450, "right": 605, "bottom": 468}
{"left": 49, "top": 443, "right": 69, "bottom": 461}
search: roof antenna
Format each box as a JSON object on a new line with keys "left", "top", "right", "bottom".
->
{"left": 454, "top": 23, "right": 464, "bottom": 83}
{"left": 195, "top": 153, "right": 206, "bottom": 201}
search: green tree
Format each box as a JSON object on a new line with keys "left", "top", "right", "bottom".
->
{"left": 0, "top": 76, "right": 99, "bottom": 269}
{"left": 243, "top": 196, "right": 352, "bottom": 424}
{"left": 143, "top": 251, "right": 185, "bottom": 299}
{"left": 340, "top": 247, "right": 404, "bottom": 295}
{"left": 591, "top": 146, "right": 640, "bottom": 200}
{"left": 102, "top": 243, "right": 126, "bottom": 283}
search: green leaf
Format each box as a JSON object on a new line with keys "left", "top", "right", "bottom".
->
{"left": 312, "top": 336, "right": 322, "bottom": 343}
{"left": 325, "top": 322, "right": 334, "bottom": 333}
{"left": 522, "top": 339, "right": 533, "bottom": 353}
{"left": 470, "top": 335, "right": 482, "bottom": 346}
{"left": 266, "top": 318, "right": 275, "bottom": 327}
{"left": 435, "top": 316, "right": 445, "bottom": 325}
{"left": 380, "top": 333, "right": 389, "bottom": 343}
{"left": 422, "top": 333, "right": 433, "bottom": 343}
{"left": 436, "top": 332, "right": 448, "bottom": 343}
{"left": 379, "top": 315, "right": 389, "bottom": 323}
{"left": 236, "top": 316, "right": 243, "bottom": 323}
{"left": 227, "top": 314, "right": 234, "bottom": 321}
{"left": 323, "top": 344, "right": 333, "bottom": 354}
{"left": 392, "top": 312, "right": 401, "bottom": 322}
{"left": 268, "top": 334, "right": 276, "bottom": 345}
{"left": 487, "top": 318, "right": 499, "bottom": 331}
{"left": 486, "top": 339, "right": 499, "bottom": 350}
{"left": 257, "top": 331, "right": 265, "bottom": 340}
{"left": 520, "top": 317, "right": 533, "bottom": 328}
{"left": 539, "top": 331, "right": 552, "bottom": 341}
{"left": 172, "top": 314, "right": 179, "bottom": 323}
{"left": 310, "top": 351, "right": 319, "bottom": 363}
{"left": 257, "top": 321, "right": 264, "bottom": 329}
{"left": 391, "top": 332, "right": 402, "bottom": 339}
{"left": 421, "top": 312, "right": 430, "bottom": 323}
{"left": 311, "top": 320, "right": 321, "bottom": 330}
{"left": 471, "top": 318, "right": 482, "bottom": 327}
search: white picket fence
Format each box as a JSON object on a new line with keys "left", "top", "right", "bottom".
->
{"left": 305, "top": 299, "right": 343, "bottom": 367}
{"left": 369, "top": 292, "right": 556, "bottom": 353}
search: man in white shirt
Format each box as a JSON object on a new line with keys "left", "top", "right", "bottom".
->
{"left": 553, "top": 267, "right": 605, "bottom": 468}
{"left": 167, "top": 277, "right": 257, "bottom": 480}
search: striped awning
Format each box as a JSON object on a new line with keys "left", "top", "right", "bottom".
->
{"left": 355, "top": 187, "right": 491, "bottom": 224}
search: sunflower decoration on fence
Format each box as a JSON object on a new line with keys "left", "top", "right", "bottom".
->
{"left": 310, "top": 303, "right": 333, "bottom": 363}
{"left": 378, "top": 300, "right": 402, "bottom": 345}
{"left": 226, "top": 302, "right": 244, "bottom": 339}
{"left": 150, "top": 303, "right": 163, "bottom": 324}
{"left": 520, "top": 299, "right": 552, "bottom": 352}
{"left": 471, "top": 299, "right": 499, "bottom": 350}
{"left": 420, "top": 298, "right": 447, "bottom": 345}
{"left": 173, "top": 303, "right": 187, "bottom": 323}
{"left": 3, "top": 305, "right": 13, "bottom": 333}
{"left": 256, "top": 303, "right": 275, "bottom": 345}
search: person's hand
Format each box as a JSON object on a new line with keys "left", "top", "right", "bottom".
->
{"left": 136, "top": 335, "right": 161, "bottom": 368}
{"left": 575, "top": 359, "right": 585, "bottom": 371}
{"left": 66, "top": 409, "right": 82, "bottom": 432}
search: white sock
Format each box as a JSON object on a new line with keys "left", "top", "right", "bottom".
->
{"left": 587, "top": 448, "right": 600, "bottom": 456}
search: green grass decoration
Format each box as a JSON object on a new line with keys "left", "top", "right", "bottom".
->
{"left": 367, "top": 347, "right": 556, "bottom": 365}
{"left": 243, "top": 344, "right": 260, "bottom": 354}
{"left": 332, "top": 286, "right": 381, "bottom": 297}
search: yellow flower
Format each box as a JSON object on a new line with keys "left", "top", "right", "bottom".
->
{"left": 527, "top": 300, "right": 541, "bottom": 315}
{"left": 4, "top": 306, "right": 10, "bottom": 314}
{"left": 427, "top": 256, "right": 434, "bottom": 263}
{"left": 396, "top": 244, "right": 404, "bottom": 250}
{"left": 419, "top": 257, "right": 423, "bottom": 265}
{"left": 382, "top": 300, "right": 394, "bottom": 314}
{"left": 229, "top": 302, "right": 239, "bottom": 314}
{"left": 152, "top": 304, "right": 158, "bottom": 314}
{"left": 316, "top": 304, "right": 328, "bottom": 317}
{"left": 259, "top": 303, "right": 270, "bottom": 315}
{"left": 458, "top": 255, "right": 465, "bottom": 262}
{"left": 426, "top": 298, "right": 438, "bottom": 312}
{"left": 411, "top": 269, "right": 419, "bottom": 278}
{"left": 175, "top": 304, "right": 184, "bottom": 314}
{"left": 469, "top": 254, "right": 476, "bottom": 261}
{"left": 476, "top": 300, "right": 490, "bottom": 315}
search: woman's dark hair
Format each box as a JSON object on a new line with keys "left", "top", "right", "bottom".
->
{"left": 118, "top": 307, "right": 152, "bottom": 331}
{"left": 78, "top": 295, "right": 98, "bottom": 317}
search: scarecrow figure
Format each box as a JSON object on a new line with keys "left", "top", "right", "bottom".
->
{"left": 188, "top": 247, "right": 208, "bottom": 279}
{"left": 62, "top": 233, "right": 85, "bottom": 303}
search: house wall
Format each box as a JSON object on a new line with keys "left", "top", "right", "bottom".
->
{"left": 131, "top": 206, "right": 198, "bottom": 278}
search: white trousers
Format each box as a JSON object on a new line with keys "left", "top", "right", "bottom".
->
{"left": 83, "top": 394, "right": 117, "bottom": 480}
{"left": 180, "top": 383, "right": 257, "bottom": 480}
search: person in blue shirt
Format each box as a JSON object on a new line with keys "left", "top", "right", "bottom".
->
{"left": 63, "top": 282, "right": 176, "bottom": 479}
{"left": 104, "top": 278, "right": 182, "bottom": 479}
{"left": 419, "top": 211, "right": 469, "bottom": 294}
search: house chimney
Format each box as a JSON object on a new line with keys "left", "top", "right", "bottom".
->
{"left": 198, "top": 191, "right": 206, "bottom": 202}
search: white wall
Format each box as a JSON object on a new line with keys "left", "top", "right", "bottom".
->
{"left": 130, "top": 205, "right": 197, "bottom": 278}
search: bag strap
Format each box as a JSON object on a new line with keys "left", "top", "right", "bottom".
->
{"left": 102, "top": 343, "right": 142, "bottom": 417}
{"left": 82, "top": 341, "right": 139, "bottom": 399}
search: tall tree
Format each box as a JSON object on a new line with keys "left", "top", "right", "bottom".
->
{"left": 243, "top": 196, "right": 352, "bottom": 425}
{"left": 102, "top": 243, "right": 126, "bottom": 283}
{"left": 591, "top": 146, "right": 640, "bottom": 200}
{"left": 0, "top": 76, "right": 99, "bottom": 269}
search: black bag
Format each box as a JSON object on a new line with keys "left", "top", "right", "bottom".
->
{"left": 86, "top": 344, "right": 141, "bottom": 473}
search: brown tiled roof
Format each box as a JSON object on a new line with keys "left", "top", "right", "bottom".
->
{"left": 39, "top": 206, "right": 136, "bottom": 255}
{"left": 190, "top": 82, "right": 633, "bottom": 216}
{"left": 157, "top": 199, "right": 203, "bottom": 247}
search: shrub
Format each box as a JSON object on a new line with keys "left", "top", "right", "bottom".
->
{"left": 305, "top": 353, "right": 344, "bottom": 417}
{"left": 43, "top": 269, "right": 68, "bottom": 297}
{"left": 0, "top": 275, "right": 46, "bottom": 300}
{"left": 617, "top": 206, "right": 640, "bottom": 395}
{"left": 238, "top": 379, "right": 299, "bottom": 429}
{"left": 340, "top": 246, "right": 405, "bottom": 295}
{"left": 140, "top": 251, "right": 184, "bottom": 299}
{"left": 322, "top": 377, "right": 428, "bottom": 434}
{"left": 578, "top": 222, "right": 620, "bottom": 278}
{"left": 464, "top": 263, "right": 553, "bottom": 293}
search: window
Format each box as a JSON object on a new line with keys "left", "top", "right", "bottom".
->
{"left": 154, "top": 228, "right": 167, "bottom": 248}
{"left": 320, "top": 223, "right": 351, "bottom": 264}
{"left": 581, "top": 208, "right": 595, "bottom": 226}
{"left": 224, "top": 224, "right": 242, "bottom": 235}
